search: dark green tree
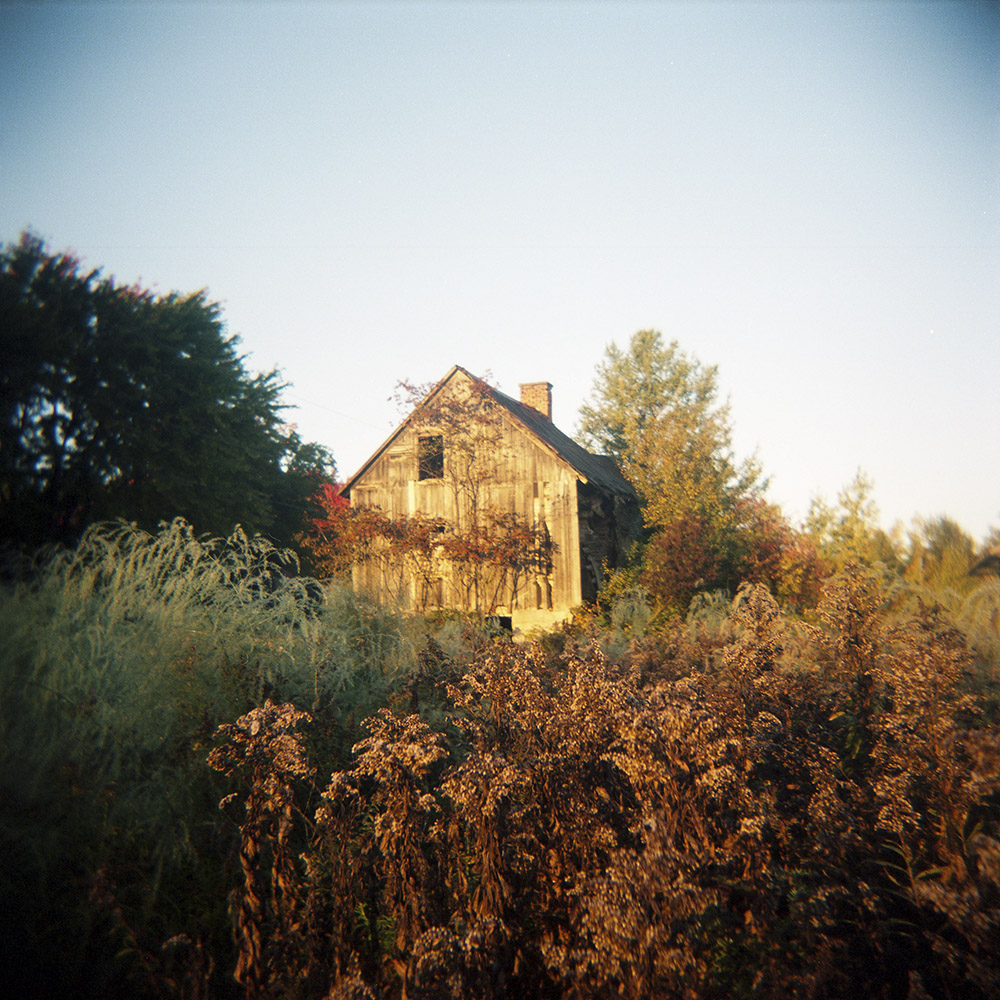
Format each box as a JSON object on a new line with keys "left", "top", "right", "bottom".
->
{"left": 0, "top": 231, "right": 334, "bottom": 550}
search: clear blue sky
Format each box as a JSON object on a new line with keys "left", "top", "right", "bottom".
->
{"left": 2, "top": 1, "right": 998, "bottom": 540}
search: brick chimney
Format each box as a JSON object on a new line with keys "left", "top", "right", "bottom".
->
{"left": 520, "top": 381, "right": 552, "bottom": 421}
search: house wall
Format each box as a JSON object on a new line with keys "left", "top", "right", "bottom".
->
{"left": 578, "top": 485, "right": 644, "bottom": 606}
{"left": 349, "top": 385, "right": 583, "bottom": 629}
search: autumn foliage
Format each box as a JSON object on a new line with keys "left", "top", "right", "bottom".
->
{"left": 203, "top": 571, "right": 1000, "bottom": 1000}
{"left": 3, "top": 513, "right": 999, "bottom": 999}
{"left": 5, "top": 324, "right": 1000, "bottom": 999}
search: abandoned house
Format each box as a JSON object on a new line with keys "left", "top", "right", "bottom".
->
{"left": 342, "top": 365, "right": 640, "bottom": 630}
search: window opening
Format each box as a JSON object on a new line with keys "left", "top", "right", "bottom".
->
{"left": 418, "top": 435, "right": 444, "bottom": 480}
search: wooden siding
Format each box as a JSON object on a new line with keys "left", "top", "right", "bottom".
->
{"left": 344, "top": 367, "right": 640, "bottom": 630}
{"left": 349, "top": 384, "right": 583, "bottom": 624}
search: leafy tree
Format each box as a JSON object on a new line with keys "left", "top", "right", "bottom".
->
{"left": 577, "top": 329, "right": 686, "bottom": 471}
{"left": 579, "top": 330, "right": 770, "bottom": 611}
{"left": 295, "top": 481, "right": 355, "bottom": 576}
{"left": 577, "top": 329, "right": 762, "bottom": 528}
{"left": 772, "top": 521, "right": 829, "bottom": 611}
{"left": 0, "top": 231, "right": 333, "bottom": 549}
{"left": 640, "top": 512, "right": 722, "bottom": 612}
{"left": 806, "top": 470, "right": 901, "bottom": 574}
{"left": 903, "top": 515, "right": 978, "bottom": 595}
{"left": 640, "top": 496, "right": 829, "bottom": 614}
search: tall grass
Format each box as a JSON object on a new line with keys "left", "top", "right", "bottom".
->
{"left": 5, "top": 523, "right": 998, "bottom": 998}
{"left": 0, "top": 518, "right": 423, "bottom": 998}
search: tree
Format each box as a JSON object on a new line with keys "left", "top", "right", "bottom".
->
{"left": 0, "top": 231, "right": 334, "bottom": 550}
{"left": 640, "top": 513, "right": 722, "bottom": 613}
{"left": 639, "top": 496, "right": 829, "bottom": 614}
{"left": 903, "top": 516, "right": 978, "bottom": 595}
{"left": 577, "top": 330, "right": 686, "bottom": 471}
{"left": 579, "top": 331, "right": 767, "bottom": 611}
{"left": 806, "top": 470, "right": 901, "bottom": 575}
{"left": 577, "top": 330, "right": 762, "bottom": 529}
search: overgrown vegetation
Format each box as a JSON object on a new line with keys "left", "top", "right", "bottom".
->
{"left": 0, "top": 519, "right": 425, "bottom": 998}
{"left": 3, "top": 519, "right": 998, "bottom": 999}
{"left": 576, "top": 331, "right": 1000, "bottom": 624}
{"left": 210, "top": 570, "right": 999, "bottom": 1000}
{"left": 3, "top": 298, "right": 998, "bottom": 997}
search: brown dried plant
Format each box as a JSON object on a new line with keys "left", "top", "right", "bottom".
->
{"left": 877, "top": 606, "right": 1000, "bottom": 998}
{"left": 205, "top": 576, "right": 999, "bottom": 1000}
{"left": 310, "top": 709, "right": 448, "bottom": 995}
{"left": 208, "top": 700, "right": 314, "bottom": 999}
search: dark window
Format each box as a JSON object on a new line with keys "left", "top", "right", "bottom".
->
{"left": 418, "top": 435, "right": 444, "bottom": 480}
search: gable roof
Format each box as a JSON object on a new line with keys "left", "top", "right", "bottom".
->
{"left": 343, "top": 365, "right": 635, "bottom": 498}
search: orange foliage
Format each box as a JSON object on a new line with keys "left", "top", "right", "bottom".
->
{"left": 297, "top": 480, "right": 553, "bottom": 615}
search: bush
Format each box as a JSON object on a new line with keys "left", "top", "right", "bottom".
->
{"left": 6, "top": 531, "right": 999, "bottom": 999}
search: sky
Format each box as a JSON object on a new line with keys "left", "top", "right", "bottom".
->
{"left": 2, "top": 0, "right": 998, "bottom": 541}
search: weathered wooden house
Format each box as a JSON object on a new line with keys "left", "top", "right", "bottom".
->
{"left": 342, "top": 366, "right": 640, "bottom": 630}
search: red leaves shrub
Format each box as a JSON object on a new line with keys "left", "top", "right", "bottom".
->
{"left": 296, "top": 484, "right": 445, "bottom": 581}
{"left": 295, "top": 482, "right": 358, "bottom": 576}
{"left": 641, "top": 514, "right": 722, "bottom": 612}
{"left": 641, "top": 501, "right": 831, "bottom": 615}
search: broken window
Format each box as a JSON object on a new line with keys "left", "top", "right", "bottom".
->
{"left": 418, "top": 435, "right": 444, "bottom": 480}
